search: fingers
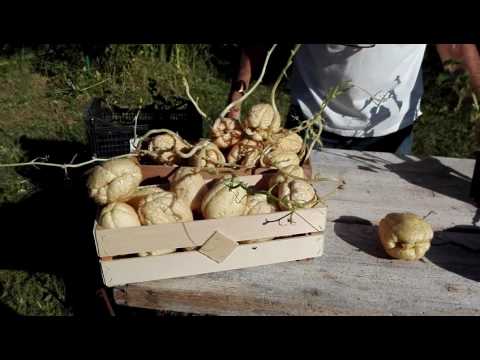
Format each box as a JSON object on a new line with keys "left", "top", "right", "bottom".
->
{"left": 228, "top": 107, "right": 241, "bottom": 121}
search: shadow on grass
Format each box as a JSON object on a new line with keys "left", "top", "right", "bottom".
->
{"left": 0, "top": 136, "right": 112, "bottom": 316}
{"left": 0, "top": 301, "right": 21, "bottom": 317}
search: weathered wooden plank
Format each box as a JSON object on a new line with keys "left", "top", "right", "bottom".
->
{"left": 113, "top": 150, "right": 480, "bottom": 315}
{"left": 114, "top": 222, "right": 480, "bottom": 316}
{"left": 310, "top": 149, "right": 479, "bottom": 229}
{"left": 310, "top": 149, "right": 476, "bottom": 176}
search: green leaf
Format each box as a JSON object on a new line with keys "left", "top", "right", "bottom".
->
{"left": 435, "top": 72, "right": 451, "bottom": 86}
{"left": 442, "top": 59, "right": 462, "bottom": 67}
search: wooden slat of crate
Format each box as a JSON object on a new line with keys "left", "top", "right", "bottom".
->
{"left": 94, "top": 207, "right": 326, "bottom": 258}
{"left": 100, "top": 233, "right": 324, "bottom": 287}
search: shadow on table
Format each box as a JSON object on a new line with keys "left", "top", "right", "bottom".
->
{"left": 387, "top": 155, "right": 480, "bottom": 227}
{"left": 321, "top": 149, "right": 396, "bottom": 172}
{"left": 333, "top": 216, "right": 391, "bottom": 259}
{"left": 323, "top": 150, "right": 480, "bottom": 226}
{"left": 387, "top": 154, "right": 476, "bottom": 201}
{"left": 426, "top": 225, "right": 480, "bottom": 283}
{"left": 0, "top": 136, "right": 108, "bottom": 316}
{"left": 334, "top": 216, "right": 480, "bottom": 283}
{"left": 113, "top": 307, "right": 205, "bottom": 317}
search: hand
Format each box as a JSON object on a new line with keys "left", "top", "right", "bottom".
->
{"left": 461, "top": 44, "right": 480, "bottom": 96}
{"left": 436, "top": 44, "right": 480, "bottom": 95}
{"left": 227, "top": 107, "right": 241, "bottom": 121}
{"left": 226, "top": 91, "right": 244, "bottom": 120}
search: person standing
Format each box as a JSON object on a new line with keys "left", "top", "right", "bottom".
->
{"left": 227, "top": 44, "right": 480, "bottom": 155}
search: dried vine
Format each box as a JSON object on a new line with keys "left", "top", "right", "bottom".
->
{"left": 271, "top": 44, "right": 302, "bottom": 116}
{"left": 219, "top": 44, "right": 278, "bottom": 119}
{"left": 0, "top": 153, "right": 139, "bottom": 175}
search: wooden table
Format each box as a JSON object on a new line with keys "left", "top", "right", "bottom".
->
{"left": 113, "top": 149, "right": 480, "bottom": 316}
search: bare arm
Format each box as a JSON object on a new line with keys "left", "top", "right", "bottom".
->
{"left": 227, "top": 46, "right": 268, "bottom": 119}
{"left": 436, "top": 44, "right": 480, "bottom": 95}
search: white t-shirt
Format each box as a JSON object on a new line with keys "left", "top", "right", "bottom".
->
{"left": 289, "top": 44, "right": 427, "bottom": 137}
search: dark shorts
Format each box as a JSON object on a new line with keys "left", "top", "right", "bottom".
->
{"left": 285, "top": 104, "right": 414, "bottom": 153}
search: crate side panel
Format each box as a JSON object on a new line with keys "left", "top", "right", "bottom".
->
{"left": 95, "top": 222, "right": 197, "bottom": 257}
{"left": 184, "top": 208, "right": 326, "bottom": 244}
{"left": 95, "top": 207, "right": 326, "bottom": 257}
{"left": 100, "top": 234, "right": 324, "bottom": 287}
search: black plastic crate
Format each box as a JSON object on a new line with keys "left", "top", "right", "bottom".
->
{"left": 471, "top": 151, "right": 480, "bottom": 205}
{"left": 85, "top": 97, "right": 203, "bottom": 158}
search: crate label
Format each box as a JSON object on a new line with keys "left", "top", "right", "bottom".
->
{"left": 199, "top": 231, "right": 238, "bottom": 264}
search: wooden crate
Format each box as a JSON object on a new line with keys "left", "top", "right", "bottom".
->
{"left": 93, "top": 174, "right": 326, "bottom": 287}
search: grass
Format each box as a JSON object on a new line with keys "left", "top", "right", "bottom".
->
{"left": 0, "top": 44, "right": 478, "bottom": 316}
{"left": 412, "top": 45, "right": 480, "bottom": 157}
{"left": 0, "top": 270, "right": 70, "bottom": 316}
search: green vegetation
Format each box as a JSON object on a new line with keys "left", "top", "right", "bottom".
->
{"left": 413, "top": 45, "right": 480, "bottom": 157}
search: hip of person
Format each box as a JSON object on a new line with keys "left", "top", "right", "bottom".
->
{"left": 285, "top": 104, "right": 416, "bottom": 155}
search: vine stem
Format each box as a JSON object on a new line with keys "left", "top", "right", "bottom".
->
{"left": 271, "top": 44, "right": 302, "bottom": 115}
{"left": 173, "top": 44, "right": 208, "bottom": 121}
{"left": 176, "top": 139, "right": 211, "bottom": 159}
{"left": 219, "top": 44, "right": 278, "bottom": 119}
{"left": 0, "top": 153, "right": 139, "bottom": 170}
{"left": 133, "top": 128, "right": 194, "bottom": 152}
{"left": 292, "top": 81, "right": 353, "bottom": 161}
{"left": 222, "top": 172, "right": 343, "bottom": 217}
{"left": 182, "top": 75, "right": 208, "bottom": 119}
{"left": 133, "top": 107, "right": 141, "bottom": 143}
